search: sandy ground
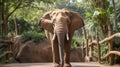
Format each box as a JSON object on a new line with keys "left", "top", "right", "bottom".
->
{"left": 1, "top": 62, "right": 120, "bottom": 67}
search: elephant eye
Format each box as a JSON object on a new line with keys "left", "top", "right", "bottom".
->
{"left": 52, "top": 12, "right": 56, "bottom": 15}
{"left": 50, "top": 12, "right": 57, "bottom": 19}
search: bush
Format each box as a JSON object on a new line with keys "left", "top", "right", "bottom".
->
{"left": 21, "top": 30, "right": 46, "bottom": 43}
{"left": 72, "top": 37, "right": 81, "bottom": 49}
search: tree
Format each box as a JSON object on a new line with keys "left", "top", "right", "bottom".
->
{"left": 82, "top": 0, "right": 117, "bottom": 64}
{"left": 0, "top": 0, "right": 55, "bottom": 39}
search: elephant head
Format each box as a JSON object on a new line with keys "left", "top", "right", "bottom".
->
{"left": 39, "top": 9, "right": 84, "bottom": 67}
{"left": 39, "top": 9, "right": 84, "bottom": 41}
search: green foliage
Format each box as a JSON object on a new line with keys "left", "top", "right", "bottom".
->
{"left": 8, "top": 17, "right": 44, "bottom": 36}
{"left": 86, "top": 11, "right": 93, "bottom": 19}
{"left": 8, "top": 19, "right": 31, "bottom": 34}
{"left": 113, "top": 26, "right": 120, "bottom": 50}
{"left": 10, "top": 0, "right": 56, "bottom": 22}
{"left": 67, "top": 2, "right": 85, "bottom": 17}
{"left": 93, "top": 8, "right": 109, "bottom": 25}
{"left": 21, "top": 30, "right": 46, "bottom": 43}
{"left": 0, "top": 0, "right": 56, "bottom": 39}
{"left": 72, "top": 37, "right": 82, "bottom": 49}
{"left": 116, "top": 7, "right": 120, "bottom": 22}
{"left": 101, "top": 43, "right": 108, "bottom": 56}
{"left": 54, "top": 0, "right": 85, "bottom": 17}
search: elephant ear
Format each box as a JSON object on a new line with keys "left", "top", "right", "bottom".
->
{"left": 39, "top": 11, "right": 53, "bottom": 33}
{"left": 69, "top": 11, "right": 84, "bottom": 32}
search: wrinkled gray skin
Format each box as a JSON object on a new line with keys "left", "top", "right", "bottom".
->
{"left": 39, "top": 9, "right": 84, "bottom": 67}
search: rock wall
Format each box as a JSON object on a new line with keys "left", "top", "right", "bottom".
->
{"left": 11, "top": 36, "right": 83, "bottom": 63}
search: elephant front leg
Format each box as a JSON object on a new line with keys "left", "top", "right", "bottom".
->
{"left": 64, "top": 41, "right": 72, "bottom": 67}
{"left": 51, "top": 40, "right": 60, "bottom": 67}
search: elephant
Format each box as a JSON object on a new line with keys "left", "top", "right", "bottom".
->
{"left": 39, "top": 9, "right": 84, "bottom": 67}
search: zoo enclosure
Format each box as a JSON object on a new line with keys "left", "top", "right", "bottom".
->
{"left": 0, "top": 40, "right": 13, "bottom": 63}
{"left": 83, "top": 30, "right": 120, "bottom": 65}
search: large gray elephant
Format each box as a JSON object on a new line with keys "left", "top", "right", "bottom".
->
{"left": 39, "top": 9, "right": 84, "bottom": 67}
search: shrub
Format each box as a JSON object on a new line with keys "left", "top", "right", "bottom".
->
{"left": 21, "top": 30, "right": 46, "bottom": 43}
{"left": 72, "top": 37, "right": 81, "bottom": 49}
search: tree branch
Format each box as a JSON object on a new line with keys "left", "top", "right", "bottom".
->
{"left": 101, "top": 51, "right": 120, "bottom": 60}
{"left": 0, "top": 51, "right": 12, "bottom": 59}
{"left": 84, "top": 33, "right": 120, "bottom": 48}
{"left": 6, "top": 0, "right": 22, "bottom": 20}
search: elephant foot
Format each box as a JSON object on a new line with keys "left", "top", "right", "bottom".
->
{"left": 53, "top": 63, "right": 60, "bottom": 67}
{"left": 64, "top": 63, "right": 71, "bottom": 67}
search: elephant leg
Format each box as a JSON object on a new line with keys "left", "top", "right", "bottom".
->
{"left": 51, "top": 39, "right": 60, "bottom": 67}
{"left": 64, "top": 41, "right": 71, "bottom": 67}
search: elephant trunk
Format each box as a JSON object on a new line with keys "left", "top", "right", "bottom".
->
{"left": 57, "top": 32, "right": 65, "bottom": 66}
{"left": 52, "top": 21, "right": 69, "bottom": 66}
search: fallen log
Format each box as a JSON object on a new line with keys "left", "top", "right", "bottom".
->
{"left": 101, "top": 51, "right": 120, "bottom": 60}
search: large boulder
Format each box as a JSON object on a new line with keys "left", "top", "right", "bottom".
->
{"left": 11, "top": 36, "right": 83, "bottom": 63}
{"left": 70, "top": 47, "right": 83, "bottom": 62}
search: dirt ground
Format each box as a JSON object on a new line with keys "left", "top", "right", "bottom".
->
{"left": 1, "top": 62, "right": 120, "bottom": 67}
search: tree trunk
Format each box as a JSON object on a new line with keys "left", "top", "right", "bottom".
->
{"left": 14, "top": 17, "right": 18, "bottom": 35}
{"left": 82, "top": 42, "right": 85, "bottom": 62}
{"left": 83, "top": 27, "right": 90, "bottom": 62}
{"left": 1, "top": 0, "right": 22, "bottom": 38}
{"left": 82, "top": 27, "right": 88, "bottom": 56}
{"left": 1, "top": 0, "right": 5, "bottom": 38}
{"left": 96, "top": 31, "right": 101, "bottom": 63}
{"left": 2, "top": 20, "right": 8, "bottom": 36}
{"left": 83, "top": 27, "right": 87, "bottom": 39}
{"left": 0, "top": 21, "right": 2, "bottom": 37}
{"left": 1, "top": 0, "right": 8, "bottom": 38}
{"left": 112, "top": 0, "right": 117, "bottom": 30}
{"left": 108, "top": 24, "right": 114, "bottom": 65}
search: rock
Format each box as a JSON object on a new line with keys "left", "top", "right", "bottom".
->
{"left": 70, "top": 47, "right": 83, "bottom": 62}
{"left": 11, "top": 36, "right": 83, "bottom": 62}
